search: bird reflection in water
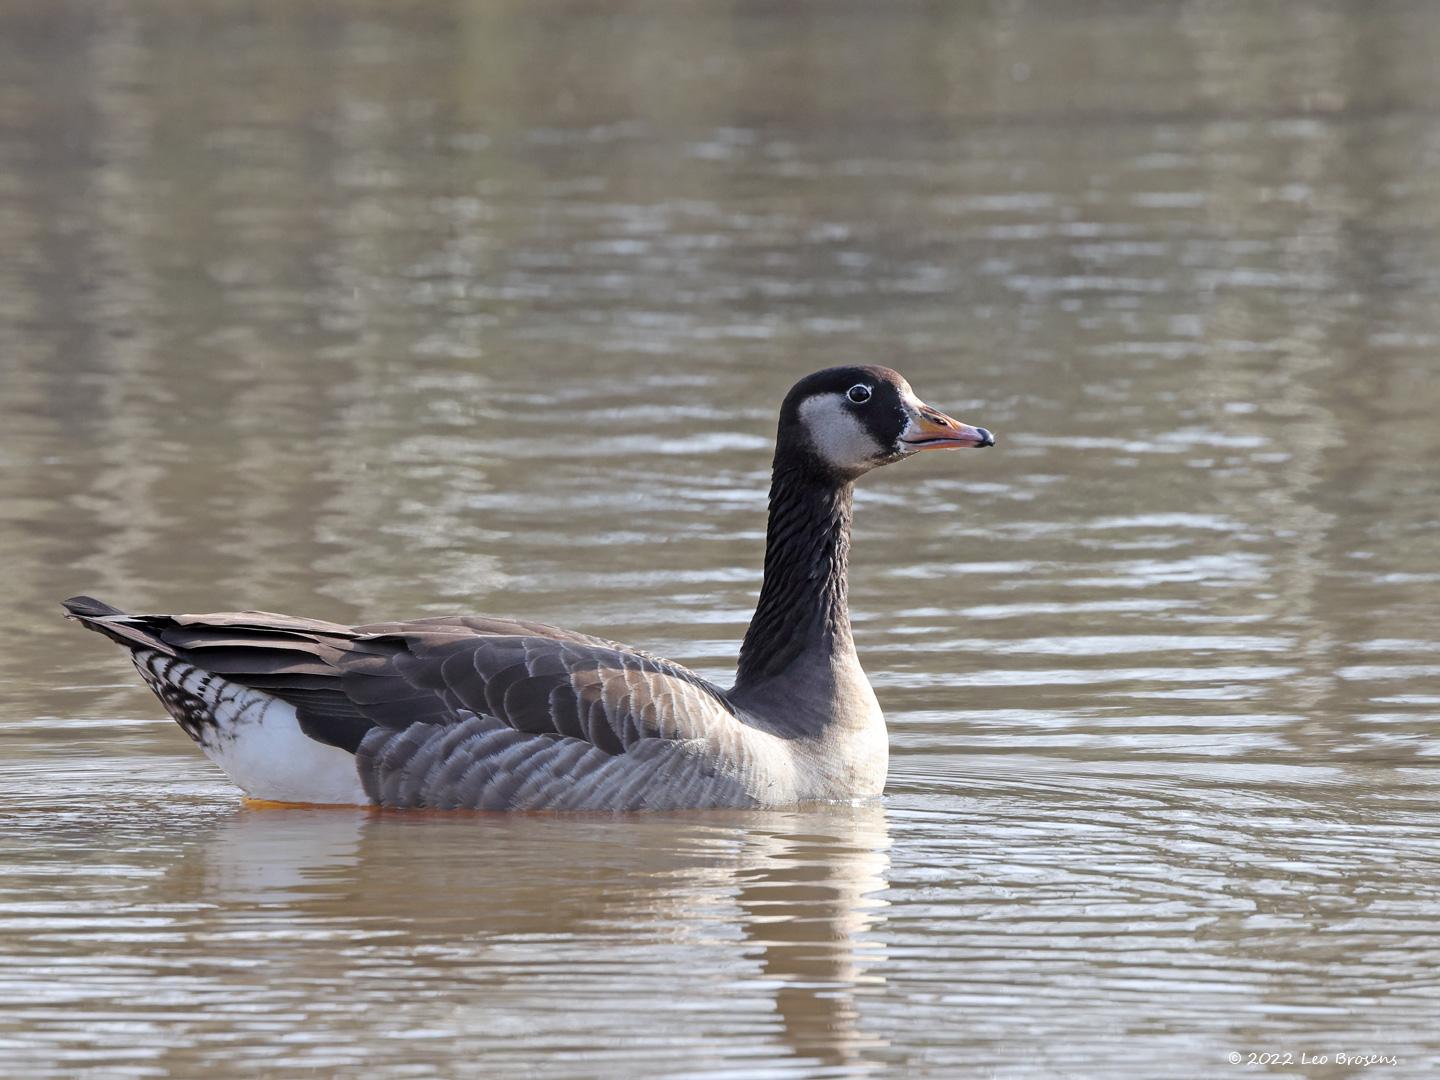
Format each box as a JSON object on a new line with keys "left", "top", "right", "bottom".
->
{"left": 156, "top": 802, "right": 892, "bottom": 1073}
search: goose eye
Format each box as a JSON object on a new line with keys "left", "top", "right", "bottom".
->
{"left": 846, "top": 384, "right": 872, "bottom": 405}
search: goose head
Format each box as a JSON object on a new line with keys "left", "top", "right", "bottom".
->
{"left": 776, "top": 365, "right": 994, "bottom": 480}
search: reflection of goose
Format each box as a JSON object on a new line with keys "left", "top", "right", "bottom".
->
{"left": 166, "top": 807, "right": 372, "bottom": 905}
{"left": 161, "top": 802, "right": 890, "bottom": 1069}
{"left": 64, "top": 367, "right": 992, "bottom": 810}
{"left": 734, "top": 809, "right": 892, "bottom": 1067}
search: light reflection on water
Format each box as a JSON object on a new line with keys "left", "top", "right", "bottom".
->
{"left": 3, "top": 1, "right": 1440, "bottom": 1077}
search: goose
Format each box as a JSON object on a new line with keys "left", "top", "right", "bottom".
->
{"left": 63, "top": 366, "right": 993, "bottom": 811}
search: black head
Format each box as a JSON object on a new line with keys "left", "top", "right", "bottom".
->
{"left": 775, "top": 365, "right": 993, "bottom": 479}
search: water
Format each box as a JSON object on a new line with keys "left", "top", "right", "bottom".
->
{"left": 3, "top": 1, "right": 1440, "bottom": 1076}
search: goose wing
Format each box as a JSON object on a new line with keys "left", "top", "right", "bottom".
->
{"left": 65, "top": 598, "right": 771, "bottom": 810}
{"left": 342, "top": 616, "right": 768, "bottom": 809}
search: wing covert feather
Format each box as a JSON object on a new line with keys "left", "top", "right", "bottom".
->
{"left": 336, "top": 628, "right": 769, "bottom": 809}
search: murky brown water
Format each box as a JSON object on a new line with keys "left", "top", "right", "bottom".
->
{"left": 3, "top": 1, "right": 1440, "bottom": 1076}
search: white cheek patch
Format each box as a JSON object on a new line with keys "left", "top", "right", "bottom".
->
{"left": 798, "top": 394, "right": 885, "bottom": 470}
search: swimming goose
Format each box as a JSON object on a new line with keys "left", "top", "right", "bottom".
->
{"left": 64, "top": 366, "right": 993, "bottom": 810}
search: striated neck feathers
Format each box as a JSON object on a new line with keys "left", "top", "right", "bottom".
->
{"left": 734, "top": 461, "right": 855, "bottom": 695}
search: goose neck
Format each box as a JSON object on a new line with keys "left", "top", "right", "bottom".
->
{"left": 733, "top": 462, "right": 856, "bottom": 698}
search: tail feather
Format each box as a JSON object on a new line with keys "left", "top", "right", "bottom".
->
{"left": 63, "top": 595, "right": 179, "bottom": 656}
{"left": 62, "top": 595, "right": 127, "bottom": 618}
{"left": 61, "top": 595, "right": 375, "bottom": 754}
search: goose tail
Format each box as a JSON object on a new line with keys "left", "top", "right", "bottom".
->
{"left": 60, "top": 595, "right": 371, "bottom": 805}
{"left": 62, "top": 595, "right": 179, "bottom": 655}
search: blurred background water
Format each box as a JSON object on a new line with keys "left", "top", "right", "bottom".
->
{"left": 2, "top": 1, "right": 1440, "bottom": 1077}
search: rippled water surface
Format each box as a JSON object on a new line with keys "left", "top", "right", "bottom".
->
{"left": 4, "top": 2, "right": 1440, "bottom": 1077}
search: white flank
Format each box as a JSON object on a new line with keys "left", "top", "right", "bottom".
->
{"left": 134, "top": 649, "right": 371, "bottom": 806}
